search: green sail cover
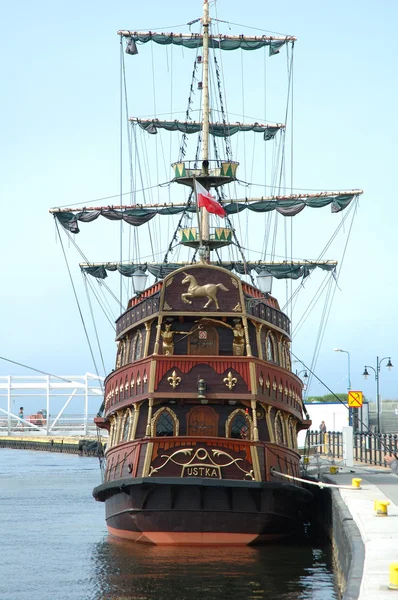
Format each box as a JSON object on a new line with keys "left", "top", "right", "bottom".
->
{"left": 136, "top": 119, "right": 282, "bottom": 141}
{"left": 54, "top": 193, "right": 359, "bottom": 234}
{"left": 81, "top": 261, "right": 336, "bottom": 280}
{"left": 127, "top": 33, "right": 288, "bottom": 56}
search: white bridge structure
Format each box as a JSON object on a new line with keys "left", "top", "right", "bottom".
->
{"left": 0, "top": 373, "right": 105, "bottom": 437}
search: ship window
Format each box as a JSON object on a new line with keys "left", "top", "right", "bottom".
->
{"left": 226, "top": 408, "right": 252, "bottom": 440}
{"left": 156, "top": 412, "right": 174, "bottom": 436}
{"left": 133, "top": 330, "right": 143, "bottom": 361}
{"left": 122, "top": 411, "right": 131, "bottom": 441}
{"left": 275, "top": 411, "right": 285, "bottom": 445}
{"left": 284, "top": 343, "right": 291, "bottom": 370}
{"left": 231, "top": 414, "right": 250, "bottom": 439}
{"left": 116, "top": 342, "right": 123, "bottom": 369}
{"left": 109, "top": 416, "right": 118, "bottom": 448}
{"left": 266, "top": 333, "right": 276, "bottom": 363}
{"left": 151, "top": 407, "right": 179, "bottom": 437}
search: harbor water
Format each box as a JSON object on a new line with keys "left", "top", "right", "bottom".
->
{"left": 0, "top": 449, "right": 338, "bottom": 600}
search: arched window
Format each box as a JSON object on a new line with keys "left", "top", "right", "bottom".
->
{"left": 266, "top": 332, "right": 276, "bottom": 363}
{"left": 261, "top": 328, "right": 278, "bottom": 364}
{"left": 287, "top": 416, "right": 297, "bottom": 449}
{"left": 226, "top": 409, "right": 252, "bottom": 440}
{"left": 282, "top": 341, "right": 291, "bottom": 370}
{"left": 151, "top": 407, "right": 179, "bottom": 437}
{"left": 274, "top": 411, "right": 286, "bottom": 445}
{"left": 133, "top": 330, "right": 143, "bottom": 361}
{"left": 108, "top": 415, "right": 118, "bottom": 448}
{"left": 121, "top": 409, "right": 132, "bottom": 442}
{"left": 116, "top": 342, "right": 123, "bottom": 369}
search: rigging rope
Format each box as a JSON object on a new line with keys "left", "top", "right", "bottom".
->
{"left": 54, "top": 219, "right": 104, "bottom": 389}
{"left": 0, "top": 357, "right": 72, "bottom": 383}
{"left": 83, "top": 275, "right": 108, "bottom": 377}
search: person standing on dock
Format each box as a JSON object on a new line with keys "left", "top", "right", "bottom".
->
{"left": 318, "top": 420, "right": 327, "bottom": 452}
{"left": 18, "top": 407, "right": 24, "bottom": 431}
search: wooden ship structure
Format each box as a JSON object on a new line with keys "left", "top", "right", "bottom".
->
{"left": 50, "top": 0, "right": 362, "bottom": 544}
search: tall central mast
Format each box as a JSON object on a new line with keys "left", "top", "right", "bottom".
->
{"left": 201, "top": 0, "right": 210, "bottom": 244}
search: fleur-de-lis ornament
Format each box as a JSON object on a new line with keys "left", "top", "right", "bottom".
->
{"left": 168, "top": 370, "right": 181, "bottom": 389}
{"left": 223, "top": 371, "right": 237, "bottom": 390}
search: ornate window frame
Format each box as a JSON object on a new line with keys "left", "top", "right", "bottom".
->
{"left": 108, "top": 415, "right": 118, "bottom": 449}
{"left": 150, "top": 406, "right": 179, "bottom": 437}
{"left": 287, "top": 416, "right": 297, "bottom": 450}
{"left": 132, "top": 330, "right": 143, "bottom": 361}
{"left": 116, "top": 342, "right": 123, "bottom": 369}
{"left": 121, "top": 408, "right": 133, "bottom": 442}
{"left": 274, "top": 410, "right": 286, "bottom": 445}
{"left": 266, "top": 331, "right": 277, "bottom": 364}
{"left": 225, "top": 408, "right": 253, "bottom": 440}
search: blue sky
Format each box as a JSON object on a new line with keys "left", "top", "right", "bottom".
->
{"left": 1, "top": 0, "right": 397, "bottom": 405}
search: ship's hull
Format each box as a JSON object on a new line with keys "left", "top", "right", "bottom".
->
{"left": 93, "top": 477, "right": 312, "bottom": 545}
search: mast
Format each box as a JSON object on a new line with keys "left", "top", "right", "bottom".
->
{"left": 201, "top": 0, "right": 210, "bottom": 246}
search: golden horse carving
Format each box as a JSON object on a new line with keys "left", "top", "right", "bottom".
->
{"left": 181, "top": 273, "right": 229, "bottom": 309}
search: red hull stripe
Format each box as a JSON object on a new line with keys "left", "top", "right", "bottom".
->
{"left": 107, "top": 525, "right": 285, "bottom": 545}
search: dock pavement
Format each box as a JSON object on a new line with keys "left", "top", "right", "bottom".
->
{"left": 324, "top": 463, "right": 398, "bottom": 600}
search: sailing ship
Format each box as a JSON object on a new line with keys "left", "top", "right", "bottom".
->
{"left": 51, "top": 1, "right": 362, "bottom": 544}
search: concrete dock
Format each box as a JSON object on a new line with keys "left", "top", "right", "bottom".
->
{"left": 325, "top": 465, "right": 398, "bottom": 599}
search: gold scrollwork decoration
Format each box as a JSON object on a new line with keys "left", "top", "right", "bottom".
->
{"left": 231, "top": 277, "right": 238, "bottom": 288}
{"left": 163, "top": 301, "right": 172, "bottom": 311}
{"left": 232, "top": 303, "right": 242, "bottom": 312}
{"left": 148, "top": 447, "right": 254, "bottom": 480}
{"left": 223, "top": 371, "right": 237, "bottom": 390}
{"left": 167, "top": 370, "right": 181, "bottom": 389}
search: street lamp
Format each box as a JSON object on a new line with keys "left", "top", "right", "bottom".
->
{"left": 296, "top": 369, "right": 310, "bottom": 419}
{"left": 297, "top": 369, "right": 309, "bottom": 389}
{"left": 334, "top": 348, "right": 352, "bottom": 426}
{"left": 362, "top": 356, "right": 393, "bottom": 434}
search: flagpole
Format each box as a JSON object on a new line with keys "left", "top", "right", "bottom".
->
{"left": 193, "top": 176, "right": 204, "bottom": 252}
{"left": 201, "top": 0, "right": 210, "bottom": 246}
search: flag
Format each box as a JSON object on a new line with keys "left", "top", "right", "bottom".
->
{"left": 195, "top": 180, "right": 226, "bottom": 217}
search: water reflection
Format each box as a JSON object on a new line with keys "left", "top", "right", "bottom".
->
{"left": 92, "top": 538, "right": 337, "bottom": 600}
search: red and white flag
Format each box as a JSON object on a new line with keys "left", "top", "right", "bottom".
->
{"left": 195, "top": 180, "right": 226, "bottom": 218}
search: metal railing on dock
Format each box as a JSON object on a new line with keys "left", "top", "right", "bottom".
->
{"left": 0, "top": 373, "right": 104, "bottom": 437}
{"left": 306, "top": 430, "right": 398, "bottom": 467}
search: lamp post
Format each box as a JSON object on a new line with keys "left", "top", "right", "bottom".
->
{"left": 297, "top": 369, "right": 309, "bottom": 391}
{"left": 334, "top": 348, "right": 352, "bottom": 426}
{"left": 296, "top": 369, "right": 310, "bottom": 419}
{"left": 363, "top": 356, "right": 393, "bottom": 434}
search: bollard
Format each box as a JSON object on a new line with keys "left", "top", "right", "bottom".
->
{"left": 330, "top": 465, "right": 338, "bottom": 474}
{"left": 389, "top": 563, "right": 398, "bottom": 590}
{"left": 352, "top": 478, "right": 362, "bottom": 488}
{"left": 374, "top": 500, "right": 390, "bottom": 517}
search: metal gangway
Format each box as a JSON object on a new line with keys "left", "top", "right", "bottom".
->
{"left": 0, "top": 373, "right": 105, "bottom": 437}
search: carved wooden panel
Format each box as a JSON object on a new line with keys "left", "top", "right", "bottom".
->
{"left": 188, "top": 325, "right": 219, "bottom": 355}
{"left": 162, "top": 266, "right": 241, "bottom": 313}
{"left": 187, "top": 405, "right": 219, "bottom": 437}
{"left": 148, "top": 439, "right": 254, "bottom": 480}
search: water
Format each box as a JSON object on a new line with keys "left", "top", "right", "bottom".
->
{"left": 0, "top": 449, "right": 338, "bottom": 600}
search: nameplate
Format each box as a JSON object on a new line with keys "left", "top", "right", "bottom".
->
{"left": 182, "top": 464, "right": 221, "bottom": 478}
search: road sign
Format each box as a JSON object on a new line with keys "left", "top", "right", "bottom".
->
{"left": 348, "top": 391, "right": 363, "bottom": 407}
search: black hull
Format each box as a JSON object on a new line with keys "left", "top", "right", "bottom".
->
{"left": 93, "top": 477, "right": 312, "bottom": 545}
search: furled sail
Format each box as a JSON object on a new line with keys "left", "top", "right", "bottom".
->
{"left": 118, "top": 31, "right": 296, "bottom": 55}
{"left": 51, "top": 190, "right": 363, "bottom": 234}
{"left": 132, "top": 118, "right": 284, "bottom": 140}
{"left": 80, "top": 261, "right": 337, "bottom": 281}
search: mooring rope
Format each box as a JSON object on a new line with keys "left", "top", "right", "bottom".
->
{"left": 271, "top": 468, "right": 362, "bottom": 490}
